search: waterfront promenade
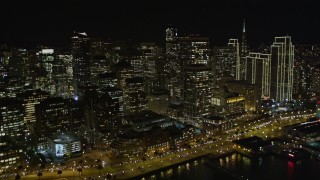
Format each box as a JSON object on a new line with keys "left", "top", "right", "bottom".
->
{"left": 5, "top": 112, "right": 312, "bottom": 180}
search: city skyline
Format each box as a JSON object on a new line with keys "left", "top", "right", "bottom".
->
{"left": 1, "top": 0, "right": 320, "bottom": 48}
{"left": 2, "top": 1, "right": 320, "bottom": 179}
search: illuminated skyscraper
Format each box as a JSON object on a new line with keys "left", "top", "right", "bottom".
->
{"left": 183, "top": 64, "right": 212, "bottom": 126}
{"left": 311, "top": 68, "right": 320, "bottom": 94}
{"left": 35, "top": 97, "right": 82, "bottom": 137}
{"left": 0, "top": 98, "right": 25, "bottom": 139}
{"left": 245, "top": 53, "right": 271, "bottom": 98}
{"left": 165, "top": 27, "right": 182, "bottom": 103}
{"left": 111, "top": 60, "right": 134, "bottom": 89}
{"left": 71, "top": 32, "right": 91, "bottom": 94}
{"left": 139, "top": 42, "right": 161, "bottom": 93}
{"left": 37, "top": 49, "right": 54, "bottom": 81}
{"left": 94, "top": 93, "right": 122, "bottom": 132}
{"left": 228, "top": 39, "right": 240, "bottom": 80}
{"left": 165, "top": 27, "right": 210, "bottom": 103}
{"left": 124, "top": 77, "right": 147, "bottom": 114}
{"left": 270, "top": 36, "right": 295, "bottom": 102}
{"left": 17, "top": 89, "right": 50, "bottom": 123}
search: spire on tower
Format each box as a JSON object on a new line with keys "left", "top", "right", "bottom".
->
{"left": 243, "top": 19, "right": 246, "bottom": 33}
{"left": 241, "top": 18, "right": 248, "bottom": 56}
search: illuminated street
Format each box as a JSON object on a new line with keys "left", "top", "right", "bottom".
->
{"left": 6, "top": 112, "right": 313, "bottom": 180}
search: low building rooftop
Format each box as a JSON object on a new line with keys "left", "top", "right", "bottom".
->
{"left": 233, "top": 136, "right": 271, "bottom": 151}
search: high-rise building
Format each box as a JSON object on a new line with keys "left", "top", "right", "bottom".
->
{"left": 94, "top": 93, "right": 122, "bottom": 132}
{"left": 270, "top": 36, "right": 295, "bottom": 102}
{"left": 35, "top": 97, "right": 82, "bottom": 137}
{"left": 212, "top": 45, "right": 237, "bottom": 81}
{"left": 71, "top": 32, "right": 91, "bottom": 94}
{"left": 0, "top": 136, "right": 24, "bottom": 175}
{"left": 52, "top": 53, "right": 68, "bottom": 97}
{"left": 165, "top": 27, "right": 210, "bottom": 103}
{"left": 112, "top": 60, "right": 134, "bottom": 89}
{"left": 98, "top": 87, "right": 124, "bottom": 117}
{"left": 228, "top": 39, "right": 241, "bottom": 80}
{"left": 165, "top": 27, "right": 181, "bottom": 102}
{"left": 16, "top": 89, "right": 50, "bottom": 123}
{"left": 56, "top": 53, "right": 74, "bottom": 98}
{"left": 179, "top": 36, "right": 210, "bottom": 65}
{"left": 183, "top": 64, "right": 212, "bottom": 126}
{"left": 37, "top": 49, "right": 56, "bottom": 94}
{"left": 245, "top": 53, "right": 271, "bottom": 98}
{"left": 311, "top": 68, "right": 320, "bottom": 94}
{"left": 241, "top": 19, "right": 248, "bottom": 56}
{"left": 37, "top": 49, "right": 54, "bottom": 80}
{"left": 124, "top": 77, "right": 148, "bottom": 114}
{"left": 292, "top": 64, "right": 302, "bottom": 98}
{"left": 91, "top": 55, "right": 109, "bottom": 84}
{"left": 97, "top": 72, "right": 117, "bottom": 88}
{"left": 139, "top": 43, "right": 162, "bottom": 93}
{"left": 0, "top": 98, "right": 25, "bottom": 140}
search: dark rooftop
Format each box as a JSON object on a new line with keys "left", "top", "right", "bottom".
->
{"left": 124, "top": 110, "right": 166, "bottom": 123}
{"left": 284, "top": 120, "right": 320, "bottom": 134}
{"left": 125, "top": 77, "right": 144, "bottom": 84}
{"left": 98, "top": 72, "right": 116, "bottom": 79}
{"left": 233, "top": 136, "right": 272, "bottom": 151}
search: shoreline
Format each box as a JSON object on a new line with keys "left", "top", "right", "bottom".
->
{"left": 120, "top": 150, "right": 236, "bottom": 180}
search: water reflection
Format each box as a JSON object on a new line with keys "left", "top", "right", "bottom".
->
{"left": 287, "top": 161, "right": 294, "bottom": 180}
{"left": 141, "top": 153, "right": 320, "bottom": 180}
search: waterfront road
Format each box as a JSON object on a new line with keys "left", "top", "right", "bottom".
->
{"left": 7, "top": 112, "right": 314, "bottom": 180}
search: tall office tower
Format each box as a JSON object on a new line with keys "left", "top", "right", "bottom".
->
{"left": 165, "top": 27, "right": 182, "bottom": 103}
{"left": 94, "top": 93, "right": 122, "bottom": 132}
{"left": 17, "top": 89, "right": 50, "bottom": 123}
{"left": 52, "top": 53, "right": 67, "bottom": 97}
{"left": 213, "top": 45, "right": 237, "bottom": 78}
{"left": 91, "top": 38, "right": 109, "bottom": 56}
{"left": 0, "top": 98, "right": 26, "bottom": 173}
{"left": 71, "top": 32, "right": 91, "bottom": 94}
{"left": 183, "top": 64, "right": 212, "bottom": 126}
{"left": 228, "top": 39, "right": 241, "bottom": 80}
{"left": 35, "top": 97, "right": 81, "bottom": 136}
{"left": 35, "top": 97, "right": 69, "bottom": 136}
{"left": 91, "top": 38, "right": 111, "bottom": 84}
{"left": 55, "top": 53, "right": 74, "bottom": 98}
{"left": 0, "top": 98, "right": 25, "bottom": 140}
{"left": 98, "top": 87, "right": 124, "bottom": 117}
{"left": 97, "top": 72, "right": 117, "bottom": 88}
{"left": 130, "top": 54, "right": 144, "bottom": 77}
{"left": 311, "top": 68, "right": 320, "bottom": 94}
{"left": 112, "top": 60, "right": 134, "bottom": 89}
{"left": 165, "top": 27, "right": 210, "bottom": 103}
{"left": 179, "top": 36, "right": 210, "bottom": 65}
{"left": 118, "top": 41, "right": 144, "bottom": 77}
{"left": 37, "top": 49, "right": 54, "bottom": 80}
{"left": 270, "top": 36, "right": 295, "bottom": 102}
{"left": 292, "top": 65, "right": 302, "bottom": 97}
{"left": 301, "top": 65, "right": 313, "bottom": 97}
{"left": 139, "top": 43, "right": 159, "bottom": 93}
{"left": 0, "top": 136, "right": 24, "bottom": 174}
{"left": 124, "top": 77, "right": 147, "bottom": 114}
{"left": 8, "top": 48, "right": 35, "bottom": 85}
{"left": 241, "top": 19, "right": 248, "bottom": 56}
{"left": 37, "top": 49, "right": 56, "bottom": 94}
{"left": 91, "top": 54, "right": 109, "bottom": 84}
{"left": 245, "top": 53, "right": 271, "bottom": 98}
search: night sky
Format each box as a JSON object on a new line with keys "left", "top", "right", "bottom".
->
{"left": 1, "top": 0, "right": 320, "bottom": 48}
